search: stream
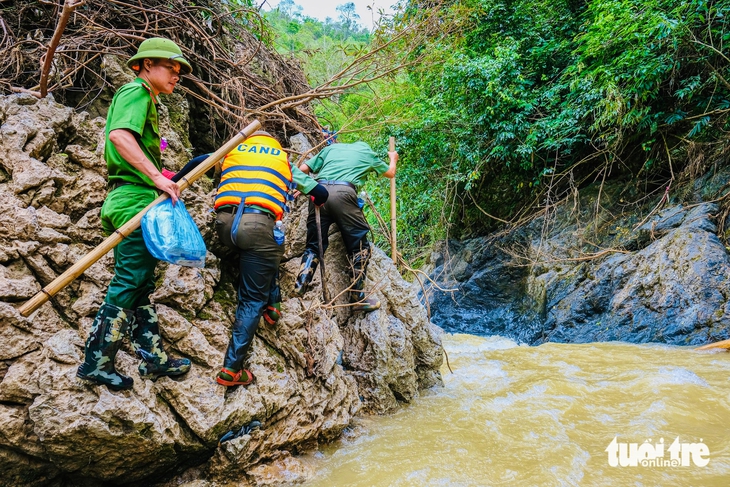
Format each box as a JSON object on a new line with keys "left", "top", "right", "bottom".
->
{"left": 301, "top": 333, "right": 730, "bottom": 486}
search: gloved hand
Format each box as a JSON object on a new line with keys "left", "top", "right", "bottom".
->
{"left": 308, "top": 183, "right": 329, "bottom": 206}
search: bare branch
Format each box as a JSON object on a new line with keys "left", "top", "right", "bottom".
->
{"left": 39, "top": 0, "right": 85, "bottom": 98}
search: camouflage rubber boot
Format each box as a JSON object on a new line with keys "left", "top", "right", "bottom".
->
{"left": 76, "top": 302, "right": 134, "bottom": 391}
{"left": 349, "top": 247, "right": 380, "bottom": 312}
{"left": 130, "top": 304, "right": 191, "bottom": 380}
{"left": 293, "top": 250, "right": 319, "bottom": 296}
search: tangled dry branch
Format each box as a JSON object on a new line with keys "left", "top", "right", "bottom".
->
{"left": 1, "top": 0, "right": 446, "bottom": 148}
{"left": 2, "top": 0, "right": 317, "bottom": 138}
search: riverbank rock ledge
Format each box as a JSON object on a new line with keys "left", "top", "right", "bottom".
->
{"left": 0, "top": 93, "right": 443, "bottom": 486}
{"left": 429, "top": 175, "right": 730, "bottom": 346}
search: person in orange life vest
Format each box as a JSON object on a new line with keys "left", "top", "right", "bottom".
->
{"left": 213, "top": 131, "right": 328, "bottom": 387}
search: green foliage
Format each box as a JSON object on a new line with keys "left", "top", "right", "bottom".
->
{"left": 263, "top": 1, "right": 373, "bottom": 102}
{"left": 220, "top": 0, "right": 274, "bottom": 44}
{"left": 358, "top": 0, "right": 730, "bottom": 255}
{"left": 264, "top": 3, "right": 370, "bottom": 54}
{"left": 262, "top": 0, "right": 730, "bottom": 259}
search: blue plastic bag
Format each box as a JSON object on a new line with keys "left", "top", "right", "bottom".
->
{"left": 141, "top": 199, "right": 206, "bottom": 268}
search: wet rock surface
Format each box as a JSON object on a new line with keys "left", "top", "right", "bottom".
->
{"left": 0, "top": 93, "right": 443, "bottom": 486}
{"left": 429, "top": 179, "right": 730, "bottom": 346}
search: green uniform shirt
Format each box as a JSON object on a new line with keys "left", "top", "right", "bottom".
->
{"left": 105, "top": 78, "right": 161, "bottom": 187}
{"left": 245, "top": 164, "right": 319, "bottom": 215}
{"left": 243, "top": 165, "right": 318, "bottom": 217}
{"left": 291, "top": 163, "right": 317, "bottom": 194}
{"left": 305, "top": 142, "right": 389, "bottom": 186}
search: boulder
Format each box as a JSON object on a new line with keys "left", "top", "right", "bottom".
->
{"left": 430, "top": 179, "right": 730, "bottom": 346}
{"left": 0, "top": 93, "right": 443, "bottom": 486}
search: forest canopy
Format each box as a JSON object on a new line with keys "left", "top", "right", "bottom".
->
{"left": 3, "top": 0, "right": 730, "bottom": 259}
{"left": 265, "top": 0, "right": 730, "bottom": 257}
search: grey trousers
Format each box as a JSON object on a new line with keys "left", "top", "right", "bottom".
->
{"left": 216, "top": 211, "right": 283, "bottom": 370}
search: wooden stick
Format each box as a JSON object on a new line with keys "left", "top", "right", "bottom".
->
{"left": 40, "top": 0, "right": 85, "bottom": 98}
{"left": 389, "top": 136, "right": 397, "bottom": 261}
{"left": 18, "top": 119, "right": 262, "bottom": 317}
{"left": 314, "top": 205, "right": 329, "bottom": 303}
{"left": 696, "top": 339, "right": 730, "bottom": 351}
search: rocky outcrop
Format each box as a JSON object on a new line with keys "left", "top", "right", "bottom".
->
{"left": 0, "top": 92, "right": 442, "bottom": 486}
{"left": 428, "top": 178, "right": 730, "bottom": 346}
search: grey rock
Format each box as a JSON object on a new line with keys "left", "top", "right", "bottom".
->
{"left": 100, "top": 54, "right": 135, "bottom": 89}
{"left": 34, "top": 206, "right": 71, "bottom": 229}
{"left": 0, "top": 97, "right": 443, "bottom": 487}
{"left": 430, "top": 181, "right": 730, "bottom": 346}
{"left": 64, "top": 144, "right": 103, "bottom": 169}
{"left": 0, "top": 265, "right": 40, "bottom": 300}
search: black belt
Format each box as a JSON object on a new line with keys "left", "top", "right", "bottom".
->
{"left": 217, "top": 205, "right": 273, "bottom": 219}
{"left": 318, "top": 180, "right": 356, "bottom": 190}
{"left": 108, "top": 181, "right": 159, "bottom": 193}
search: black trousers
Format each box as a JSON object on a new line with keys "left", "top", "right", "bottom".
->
{"left": 306, "top": 185, "right": 370, "bottom": 257}
{"left": 215, "top": 211, "right": 283, "bottom": 371}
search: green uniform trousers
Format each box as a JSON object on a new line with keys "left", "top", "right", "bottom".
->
{"left": 100, "top": 184, "right": 160, "bottom": 310}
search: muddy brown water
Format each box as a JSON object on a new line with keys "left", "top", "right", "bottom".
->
{"left": 302, "top": 333, "right": 730, "bottom": 486}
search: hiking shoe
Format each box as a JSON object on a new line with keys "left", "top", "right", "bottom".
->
{"left": 216, "top": 367, "right": 254, "bottom": 387}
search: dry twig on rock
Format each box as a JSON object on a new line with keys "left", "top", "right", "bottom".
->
{"left": 2, "top": 0, "right": 446, "bottom": 149}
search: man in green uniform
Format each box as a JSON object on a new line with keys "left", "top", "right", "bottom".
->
{"left": 76, "top": 38, "right": 193, "bottom": 391}
{"left": 294, "top": 140, "right": 398, "bottom": 311}
{"left": 213, "top": 131, "right": 328, "bottom": 387}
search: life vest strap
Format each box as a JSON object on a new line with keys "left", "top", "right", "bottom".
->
{"left": 218, "top": 177, "right": 289, "bottom": 198}
{"left": 217, "top": 190, "right": 287, "bottom": 212}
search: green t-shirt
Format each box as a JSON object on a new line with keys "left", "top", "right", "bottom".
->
{"left": 105, "top": 78, "right": 161, "bottom": 187}
{"left": 305, "top": 142, "right": 389, "bottom": 186}
{"left": 252, "top": 163, "right": 320, "bottom": 215}
{"left": 291, "top": 163, "right": 317, "bottom": 194}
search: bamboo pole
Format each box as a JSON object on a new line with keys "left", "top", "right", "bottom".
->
{"left": 389, "top": 136, "right": 397, "bottom": 261}
{"left": 315, "top": 205, "right": 329, "bottom": 303}
{"left": 696, "top": 339, "right": 730, "bottom": 351}
{"left": 18, "top": 119, "right": 262, "bottom": 317}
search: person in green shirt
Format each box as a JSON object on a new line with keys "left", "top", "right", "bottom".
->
{"left": 294, "top": 140, "right": 398, "bottom": 312}
{"left": 76, "top": 38, "right": 193, "bottom": 391}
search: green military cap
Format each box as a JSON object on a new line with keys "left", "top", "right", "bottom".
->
{"left": 127, "top": 37, "right": 192, "bottom": 75}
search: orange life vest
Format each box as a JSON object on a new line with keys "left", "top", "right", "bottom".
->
{"left": 214, "top": 135, "right": 293, "bottom": 220}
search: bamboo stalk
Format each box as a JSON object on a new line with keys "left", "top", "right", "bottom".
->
{"left": 389, "top": 136, "right": 397, "bottom": 261}
{"left": 315, "top": 205, "right": 329, "bottom": 303}
{"left": 18, "top": 119, "right": 262, "bottom": 317}
{"left": 696, "top": 339, "right": 730, "bottom": 351}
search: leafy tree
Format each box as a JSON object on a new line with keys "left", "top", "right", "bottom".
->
{"left": 277, "top": 0, "right": 303, "bottom": 18}
{"left": 263, "top": 0, "right": 730, "bottom": 258}
{"left": 358, "top": 0, "right": 730, "bottom": 254}
{"left": 336, "top": 2, "right": 360, "bottom": 35}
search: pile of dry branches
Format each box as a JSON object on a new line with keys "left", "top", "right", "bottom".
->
{"left": 1, "top": 0, "right": 448, "bottom": 151}
{"left": 1, "top": 0, "right": 319, "bottom": 143}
